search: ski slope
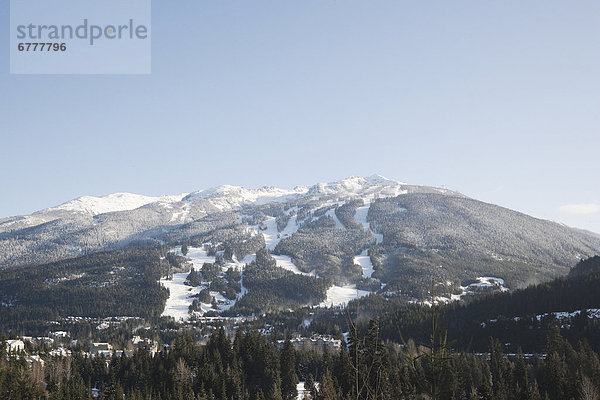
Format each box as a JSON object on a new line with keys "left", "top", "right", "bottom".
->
{"left": 353, "top": 249, "right": 375, "bottom": 278}
{"left": 160, "top": 273, "right": 200, "bottom": 321}
{"left": 354, "top": 204, "right": 383, "bottom": 244}
{"left": 319, "top": 284, "right": 370, "bottom": 308}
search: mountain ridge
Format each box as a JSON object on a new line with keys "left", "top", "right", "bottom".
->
{"left": 0, "top": 175, "right": 598, "bottom": 306}
{"left": 36, "top": 174, "right": 414, "bottom": 216}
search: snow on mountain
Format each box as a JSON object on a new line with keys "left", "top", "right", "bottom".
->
{"left": 184, "top": 185, "right": 309, "bottom": 210}
{"left": 319, "top": 284, "right": 370, "bottom": 308}
{"left": 181, "top": 175, "right": 412, "bottom": 212}
{"left": 307, "top": 175, "right": 407, "bottom": 200}
{"left": 39, "top": 175, "right": 414, "bottom": 218}
{"left": 354, "top": 249, "right": 375, "bottom": 278}
{"left": 48, "top": 193, "right": 188, "bottom": 216}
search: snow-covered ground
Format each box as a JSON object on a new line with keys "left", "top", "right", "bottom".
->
{"left": 297, "top": 382, "right": 319, "bottom": 400}
{"left": 354, "top": 204, "right": 383, "bottom": 244}
{"left": 50, "top": 192, "right": 187, "bottom": 215}
{"left": 160, "top": 273, "right": 200, "bottom": 321}
{"left": 273, "top": 255, "right": 312, "bottom": 276}
{"left": 413, "top": 276, "right": 509, "bottom": 306}
{"left": 261, "top": 218, "right": 280, "bottom": 251}
{"left": 450, "top": 276, "right": 509, "bottom": 300}
{"left": 354, "top": 205, "right": 370, "bottom": 231}
{"left": 469, "top": 277, "right": 508, "bottom": 291}
{"left": 185, "top": 185, "right": 308, "bottom": 211}
{"left": 310, "top": 175, "right": 406, "bottom": 200}
{"left": 353, "top": 249, "right": 374, "bottom": 278}
{"left": 535, "top": 308, "right": 600, "bottom": 321}
{"left": 177, "top": 247, "right": 215, "bottom": 268}
{"left": 169, "top": 203, "right": 191, "bottom": 223}
{"left": 325, "top": 209, "right": 345, "bottom": 229}
{"left": 238, "top": 254, "right": 256, "bottom": 265}
{"left": 161, "top": 246, "right": 256, "bottom": 320}
{"left": 252, "top": 213, "right": 310, "bottom": 276}
{"left": 319, "top": 284, "right": 370, "bottom": 308}
{"left": 260, "top": 215, "right": 299, "bottom": 251}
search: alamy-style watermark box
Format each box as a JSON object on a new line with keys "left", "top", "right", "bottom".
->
{"left": 10, "top": 0, "right": 151, "bottom": 74}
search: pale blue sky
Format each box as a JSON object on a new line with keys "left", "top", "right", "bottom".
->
{"left": 1, "top": 1, "right": 599, "bottom": 233}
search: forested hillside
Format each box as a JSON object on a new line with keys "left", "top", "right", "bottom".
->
{"left": 1, "top": 176, "right": 598, "bottom": 305}
{"left": 0, "top": 246, "right": 169, "bottom": 334}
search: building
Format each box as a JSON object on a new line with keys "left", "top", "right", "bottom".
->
{"left": 130, "top": 336, "right": 160, "bottom": 357}
{"left": 5, "top": 339, "right": 25, "bottom": 353}
{"left": 90, "top": 342, "right": 113, "bottom": 357}
{"left": 49, "top": 331, "right": 69, "bottom": 339}
{"left": 279, "top": 334, "right": 341, "bottom": 353}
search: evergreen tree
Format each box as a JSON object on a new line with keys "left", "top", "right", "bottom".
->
{"left": 280, "top": 340, "right": 299, "bottom": 400}
{"left": 318, "top": 369, "right": 338, "bottom": 400}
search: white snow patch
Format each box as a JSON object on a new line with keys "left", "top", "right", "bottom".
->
{"left": 297, "top": 382, "right": 319, "bottom": 400}
{"left": 373, "top": 232, "right": 383, "bottom": 244}
{"left": 325, "top": 209, "right": 345, "bottom": 229}
{"left": 319, "top": 284, "right": 370, "bottom": 308}
{"left": 160, "top": 273, "right": 199, "bottom": 321}
{"left": 161, "top": 246, "right": 256, "bottom": 318}
{"left": 179, "top": 247, "right": 215, "bottom": 268}
{"left": 354, "top": 204, "right": 383, "bottom": 244}
{"left": 261, "top": 217, "right": 280, "bottom": 251}
{"left": 535, "top": 308, "right": 600, "bottom": 321}
{"left": 273, "top": 255, "right": 312, "bottom": 276}
{"left": 354, "top": 249, "right": 375, "bottom": 278}
{"left": 170, "top": 203, "right": 191, "bottom": 223}
{"left": 354, "top": 205, "right": 371, "bottom": 231}
{"left": 258, "top": 215, "right": 299, "bottom": 251}
{"left": 239, "top": 254, "right": 256, "bottom": 265}
{"left": 470, "top": 277, "right": 508, "bottom": 291}
{"left": 411, "top": 276, "right": 509, "bottom": 306}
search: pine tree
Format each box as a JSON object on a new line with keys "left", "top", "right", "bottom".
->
{"left": 318, "top": 369, "right": 338, "bottom": 400}
{"left": 280, "top": 340, "right": 299, "bottom": 400}
{"left": 305, "top": 374, "right": 317, "bottom": 400}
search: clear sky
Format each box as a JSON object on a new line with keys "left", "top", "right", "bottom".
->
{"left": 1, "top": 1, "right": 599, "bottom": 233}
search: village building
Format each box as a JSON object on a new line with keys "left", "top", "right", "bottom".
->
{"left": 5, "top": 339, "right": 25, "bottom": 353}
{"left": 90, "top": 342, "right": 113, "bottom": 357}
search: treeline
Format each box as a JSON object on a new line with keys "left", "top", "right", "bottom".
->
{"left": 2, "top": 322, "right": 600, "bottom": 399}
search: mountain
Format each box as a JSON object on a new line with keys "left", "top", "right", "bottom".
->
{"left": 0, "top": 175, "right": 598, "bottom": 307}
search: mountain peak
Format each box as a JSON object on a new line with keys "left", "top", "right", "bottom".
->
{"left": 46, "top": 175, "right": 410, "bottom": 215}
{"left": 306, "top": 175, "right": 407, "bottom": 199}
{"left": 183, "top": 184, "right": 308, "bottom": 210}
{"left": 46, "top": 192, "right": 187, "bottom": 216}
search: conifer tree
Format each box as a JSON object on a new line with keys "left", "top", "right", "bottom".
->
{"left": 280, "top": 339, "right": 299, "bottom": 400}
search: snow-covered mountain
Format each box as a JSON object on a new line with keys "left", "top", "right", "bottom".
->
{"left": 0, "top": 175, "right": 598, "bottom": 303}
{"left": 43, "top": 175, "right": 412, "bottom": 215}
{"left": 48, "top": 193, "right": 189, "bottom": 215}
{"left": 183, "top": 184, "right": 309, "bottom": 210}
